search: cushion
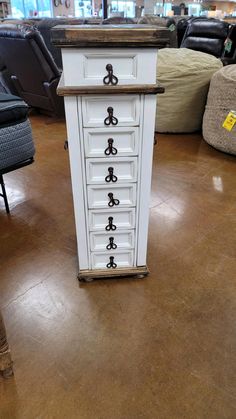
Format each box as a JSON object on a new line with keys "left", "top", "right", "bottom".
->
{"left": 0, "top": 118, "right": 35, "bottom": 171}
{"left": 156, "top": 48, "right": 223, "bottom": 133}
{"left": 0, "top": 93, "right": 29, "bottom": 128}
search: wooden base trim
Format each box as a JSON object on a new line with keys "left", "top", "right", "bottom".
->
{"left": 57, "top": 78, "right": 164, "bottom": 97}
{"left": 78, "top": 266, "right": 149, "bottom": 282}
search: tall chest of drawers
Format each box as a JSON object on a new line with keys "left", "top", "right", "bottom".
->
{"left": 52, "top": 25, "right": 169, "bottom": 281}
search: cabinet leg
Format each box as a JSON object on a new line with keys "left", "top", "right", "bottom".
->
{"left": 0, "top": 311, "right": 13, "bottom": 378}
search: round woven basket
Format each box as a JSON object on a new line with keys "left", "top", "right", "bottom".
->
{"left": 203, "top": 65, "right": 236, "bottom": 155}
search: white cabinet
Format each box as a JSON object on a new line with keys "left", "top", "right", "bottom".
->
{"left": 52, "top": 24, "right": 168, "bottom": 281}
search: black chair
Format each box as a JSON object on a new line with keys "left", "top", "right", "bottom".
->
{"left": 0, "top": 24, "right": 64, "bottom": 117}
{"left": 180, "top": 17, "right": 230, "bottom": 58}
{"left": 0, "top": 93, "right": 35, "bottom": 213}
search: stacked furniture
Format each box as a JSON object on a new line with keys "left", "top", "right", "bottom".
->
{"left": 52, "top": 24, "right": 169, "bottom": 281}
{"left": 0, "top": 93, "right": 35, "bottom": 213}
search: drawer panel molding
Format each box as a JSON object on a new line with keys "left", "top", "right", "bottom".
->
{"left": 90, "top": 231, "right": 134, "bottom": 251}
{"left": 87, "top": 184, "right": 136, "bottom": 209}
{"left": 82, "top": 95, "right": 140, "bottom": 127}
{"left": 89, "top": 208, "right": 135, "bottom": 231}
{"left": 91, "top": 251, "right": 134, "bottom": 269}
{"left": 86, "top": 157, "right": 138, "bottom": 184}
{"left": 62, "top": 48, "right": 157, "bottom": 86}
{"left": 83, "top": 127, "right": 139, "bottom": 158}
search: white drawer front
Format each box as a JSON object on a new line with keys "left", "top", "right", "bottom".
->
{"left": 91, "top": 251, "right": 134, "bottom": 270}
{"left": 82, "top": 95, "right": 140, "bottom": 127}
{"left": 62, "top": 48, "right": 157, "bottom": 86}
{"left": 87, "top": 184, "right": 136, "bottom": 209}
{"left": 84, "top": 127, "right": 139, "bottom": 158}
{"left": 90, "top": 231, "right": 134, "bottom": 252}
{"left": 86, "top": 157, "right": 137, "bottom": 184}
{"left": 89, "top": 208, "right": 135, "bottom": 231}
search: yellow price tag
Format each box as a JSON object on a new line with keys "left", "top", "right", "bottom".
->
{"left": 222, "top": 111, "right": 236, "bottom": 132}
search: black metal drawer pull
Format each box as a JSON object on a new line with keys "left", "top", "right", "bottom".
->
{"left": 104, "top": 107, "right": 118, "bottom": 126}
{"left": 103, "top": 64, "right": 118, "bottom": 86}
{"left": 106, "top": 256, "right": 117, "bottom": 269}
{"left": 104, "top": 138, "right": 117, "bottom": 156}
{"left": 105, "top": 167, "right": 118, "bottom": 183}
{"left": 105, "top": 216, "right": 116, "bottom": 231}
{"left": 106, "top": 237, "right": 117, "bottom": 250}
{"left": 108, "top": 192, "right": 120, "bottom": 207}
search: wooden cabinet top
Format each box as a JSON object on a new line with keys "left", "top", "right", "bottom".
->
{"left": 51, "top": 24, "right": 170, "bottom": 48}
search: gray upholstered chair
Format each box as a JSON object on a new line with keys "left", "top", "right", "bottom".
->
{"left": 0, "top": 93, "right": 35, "bottom": 213}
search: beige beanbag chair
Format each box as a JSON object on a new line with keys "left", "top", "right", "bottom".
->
{"left": 203, "top": 65, "right": 236, "bottom": 155}
{"left": 156, "top": 48, "right": 223, "bottom": 133}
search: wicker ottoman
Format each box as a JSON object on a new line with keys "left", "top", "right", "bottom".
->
{"left": 203, "top": 65, "right": 236, "bottom": 155}
{"left": 0, "top": 93, "right": 35, "bottom": 212}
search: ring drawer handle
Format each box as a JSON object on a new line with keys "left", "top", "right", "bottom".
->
{"left": 106, "top": 256, "right": 117, "bottom": 269}
{"left": 106, "top": 237, "right": 117, "bottom": 250}
{"left": 104, "top": 138, "right": 117, "bottom": 156}
{"left": 105, "top": 167, "right": 118, "bottom": 183}
{"left": 104, "top": 107, "right": 118, "bottom": 126}
{"left": 103, "top": 64, "right": 118, "bottom": 86}
{"left": 105, "top": 216, "right": 116, "bottom": 231}
{"left": 108, "top": 192, "right": 120, "bottom": 207}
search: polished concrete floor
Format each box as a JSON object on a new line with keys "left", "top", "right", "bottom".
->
{"left": 0, "top": 115, "right": 236, "bottom": 419}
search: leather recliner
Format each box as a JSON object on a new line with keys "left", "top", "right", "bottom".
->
{"left": 0, "top": 24, "right": 64, "bottom": 116}
{"left": 180, "top": 17, "right": 230, "bottom": 58}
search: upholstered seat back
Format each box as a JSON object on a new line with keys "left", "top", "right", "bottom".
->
{"left": 181, "top": 18, "right": 229, "bottom": 58}
{"left": 0, "top": 24, "right": 63, "bottom": 115}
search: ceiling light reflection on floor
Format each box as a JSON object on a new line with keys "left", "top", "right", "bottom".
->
{"left": 154, "top": 198, "right": 185, "bottom": 221}
{"left": 212, "top": 176, "right": 223, "bottom": 193}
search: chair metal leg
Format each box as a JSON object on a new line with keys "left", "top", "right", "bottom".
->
{"left": 0, "top": 174, "right": 10, "bottom": 213}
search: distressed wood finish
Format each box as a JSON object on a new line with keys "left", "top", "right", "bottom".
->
{"left": 57, "top": 79, "right": 165, "bottom": 96}
{"left": 78, "top": 266, "right": 149, "bottom": 282}
{"left": 51, "top": 24, "right": 170, "bottom": 48}
{"left": 0, "top": 311, "right": 13, "bottom": 378}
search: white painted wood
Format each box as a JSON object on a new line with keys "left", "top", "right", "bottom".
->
{"left": 84, "top": 127, "right": 139, "bottom": 158}
{"left": 61, "top": 45, "right": 158, "bottom": 277}
{"left": 91, "top": 251, "right": 134, "bottom": 269}
{"left": 87, "top": 184, "right": 137, "bottom": 209}
{"left": 82, "top": 95, "right": 140, "bottom": 127}
{"left": 89, "top": 208, "right": 136, "bottom": 231}
{"left": 62, "top": 48, "right": 157, "bottom": 86}
{"left": 90, "top": 231, "right": 134, "bottom": 251}
{"left": 86, "top": 157, "right": 137, "bottom": 184}
{"left": 136, "top": 95, "right": 157, "bottom": 266}
{"left": 64, "top": 97, "right": 89, "bottom": 270}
